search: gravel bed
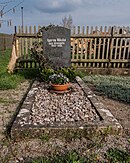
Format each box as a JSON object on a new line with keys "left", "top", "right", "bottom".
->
{"left": 29, "top": 82, "right": 100, "bottom": 126}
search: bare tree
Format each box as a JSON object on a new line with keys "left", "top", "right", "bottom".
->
{"left": 0, "top": 0, "right": 24, "bottom": 28}
{"left": 60, "top": 14, "right": 73, "bottom": 29}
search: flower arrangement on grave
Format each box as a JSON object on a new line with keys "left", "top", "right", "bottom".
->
{"left": 49, "top": 73, "right": 69, "bottom": 85}
{"left": 49, "top": 73, "right": 70, "bottom": 91}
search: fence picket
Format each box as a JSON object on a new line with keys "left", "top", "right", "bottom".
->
{"left": 25, "top": 26, "right": 28, "bottom": 34}
{"left": 108, "top": 26, "right": 111, "bottom": 34}
{"left": 128, "top": 42, "right": 130, "bottom": 68}
{"left": 18, "top": 26, "right": 20, "bottom": 34}
{"left": 102, "top": 37, "right": 106, "bottom": 67}
{"left": 122, "top": 39, "right": 128, "bottom": 67}
{"left": 34, "top": 26, "right": 36, "bottom": 34}
{"left": 118, "top": 38, "right": 123, "bottom": 67}
{"left": 109, "top": 38, "right": 114, "bottom": 67}
{"left": 76, "top": 26, "right": 80, "bottom": 66}
{"left": 104, "top": 26, "right": 107, "bottom": 34}
{"left": 72, "top": 26, "right": 76, "bottom": 66}
{"left": 80, "top": 26, "right": 84, "bottom": 67}
{"left": 86, "top": 26, "right": 89, "bottom": 35}
{"left": 101, "top": 26, "right": 107, "bottom": 67}
{"left": 84, "top": 26, "right": 89, "bottom": 67}
{"left": 114, "top": 38, "right": 119, "bottom": 67}
{"left": 21, "top": 37, "right": 24, "bottom": 58}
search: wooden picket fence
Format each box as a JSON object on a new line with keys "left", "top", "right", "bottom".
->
{"left": 14, "top": 25, "right": 130, "bottom": 70}
{"left": 0, "top": 34, "right": 13, "bottom": 51}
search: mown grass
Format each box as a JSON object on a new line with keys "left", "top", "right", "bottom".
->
{"left": 83, "top": 75, "right": 130, "bottom": 103}
{"left": 0, "top": 49, "right": 23, "bottom": 90}
{"left": 0, "top": 49, "right": 39, "bottom": 90}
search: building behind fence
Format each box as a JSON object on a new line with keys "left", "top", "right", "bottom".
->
{"left": 13, "top": 25, "right": 130, "bottom": 71}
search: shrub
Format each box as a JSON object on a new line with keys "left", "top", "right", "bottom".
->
{"left": 83, "top": 75, "right": 130, "bottom": 103}
{"left": 40, "top": 67, "right": 77, "bottom": 83}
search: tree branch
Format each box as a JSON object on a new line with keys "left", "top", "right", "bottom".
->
{"left": 1, "top": 0, "right": 24, "bottom": 16}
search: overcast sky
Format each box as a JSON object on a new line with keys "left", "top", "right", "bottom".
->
{"left": 0, "top": 0, "right": 130, "bottom": 34}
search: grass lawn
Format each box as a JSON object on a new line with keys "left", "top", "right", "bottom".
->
{"left": 0, "top": 49, "right": 24, "bottom": 90}
{"left": 0, "top": 49, "right": 39, "bottom": 90}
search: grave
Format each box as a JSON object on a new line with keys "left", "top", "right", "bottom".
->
{"left": 10, "top": 77, "right": 122, "bottom": 140}
{"left": 9, "top": 25, "right": 122, "bottom": 140}
{"left": 42, "top": 25, "right": 71, "bottom": 68}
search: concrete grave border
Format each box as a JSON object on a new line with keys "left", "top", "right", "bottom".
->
{"left": 10, "top": 76, "right": 123, "bottom": 140}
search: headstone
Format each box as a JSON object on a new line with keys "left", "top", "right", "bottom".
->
{"left": 42, "top": 25, "right": 71, "bottom": 68}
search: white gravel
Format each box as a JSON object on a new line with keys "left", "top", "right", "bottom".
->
{"left": 29, "top": 83, "right": 100, "bottom": 125}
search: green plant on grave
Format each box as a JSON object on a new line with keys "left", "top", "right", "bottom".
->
{"left": 40, "top": 66, "right": 77, "bottom": 83}
{"left": 40, "top": 67, "right": 54, "bottom": 82}
{"left": 30, "top": 41, "right": 47, "bottom": 68}
{"left": 54, "top": 67, "right": 77, "bottom": 82}
{"left": 30, "top": 25, "right": 58, "bottom": 70}
{"left": 30, "top": 42, "right": 50, "bottom": 71}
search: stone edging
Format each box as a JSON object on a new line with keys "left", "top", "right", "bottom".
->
{"left": 76, "top": 76, "right": 123, "bottom": 133}
{"left": 10, "top": 77, "right": 123, "bottom": 140}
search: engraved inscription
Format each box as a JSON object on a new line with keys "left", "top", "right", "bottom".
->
{"left": 47, "top": 38, "right": 66, "bottom": 48}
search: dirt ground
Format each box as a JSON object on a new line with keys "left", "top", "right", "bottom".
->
{"left": 98, "top": 96, "right": 130, "bottom": 136}
{"left": 0, "top": 80, "right": 30, "bottom": 140}
{"left": 87, "top": 83, "right": 130, "bottom": 137}
{"left": 0, "top": 80, "right": 130, "bottom": 162}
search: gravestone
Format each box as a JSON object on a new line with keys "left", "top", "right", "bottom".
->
{"left": 42, "top": 25, "right": 71, "bottom": 68}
